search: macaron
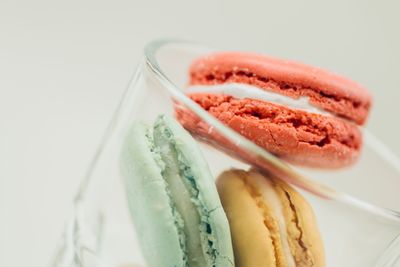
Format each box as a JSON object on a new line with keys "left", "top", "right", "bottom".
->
{"left": 120, "top": 115, "right": 234, "bottom": 267}
{"left": 177, "top": 52, "right": 372, "bottom": 168}
{"left": 217, "top": 169, "right": 325, "bottom": 267}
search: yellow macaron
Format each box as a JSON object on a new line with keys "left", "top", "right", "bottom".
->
{"left": 217, "top": 169, "right": 325, "bottom": 267}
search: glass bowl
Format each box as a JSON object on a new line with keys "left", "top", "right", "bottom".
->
{"left": 51, "top": 39, "right": 400, "bottom": 267}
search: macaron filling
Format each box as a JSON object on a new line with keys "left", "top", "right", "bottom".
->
{"left": 250, "top": 171, "right": 296, "bottom": 267}
{"left": 144, "top": 126, "right": 188, "bottom": 266}
{"left": 186, "top": 83, "right": 333, "bottom": 117}
{"left": 153, "top": 118, "right": 220, "bottom": 267}
{"left": 189, "top": 52, "right": 372, "bottom": 125}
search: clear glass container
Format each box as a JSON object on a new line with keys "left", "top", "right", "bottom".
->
{"left": 51, "top": 40, "right": 400, "bottom": 267}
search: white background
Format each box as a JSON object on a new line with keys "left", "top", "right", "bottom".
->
{"left": 1, "top": 1, "right": 400, "bottom": 266}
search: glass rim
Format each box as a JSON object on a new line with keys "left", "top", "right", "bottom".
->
{"left": 144, "top": 38, "right": 400, "bottom": 222}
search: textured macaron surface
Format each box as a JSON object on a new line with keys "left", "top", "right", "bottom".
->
{"left": 189, "top": 52, "right": 372, "bottom": 125}
{"left": 185, "top": 93, "right": 361, "bottom": 168}
{"left": 216, "top": 169, "right": 325, "bottom": 267}
{"left": 180, "top": 51, "right": 372, "bottom": 168}
{"left": 121, "top": 115, "right": 234, "bottom": 267}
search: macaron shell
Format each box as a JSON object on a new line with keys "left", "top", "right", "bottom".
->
{"left": 216, "top": 170, "right": 283, "bottom": 267}
{"left": 272, "top": 178, "right": 325, "bottom": 267}
{"left": 121, "top": 122, "right": 186, "bottom": 267}
{"left": 179, "top": 94, "right": 361, "bottom": 168}
{"left": 189, "top": 52, "right": 372, "bottom": 125}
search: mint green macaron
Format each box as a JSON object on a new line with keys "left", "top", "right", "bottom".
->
{"left": 121, "top": 115, "right": 234, "bottom": 267}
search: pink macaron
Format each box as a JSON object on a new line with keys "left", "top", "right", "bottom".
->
{"left": 177, "top": 52, "right": 372, "bottom": 168}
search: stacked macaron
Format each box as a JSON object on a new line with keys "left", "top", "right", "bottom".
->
{"left": 121, "top": 115, "right": 325, "bottom": 267}
{"left": 177, "top": 52, "right": 372, "bottom": 168}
